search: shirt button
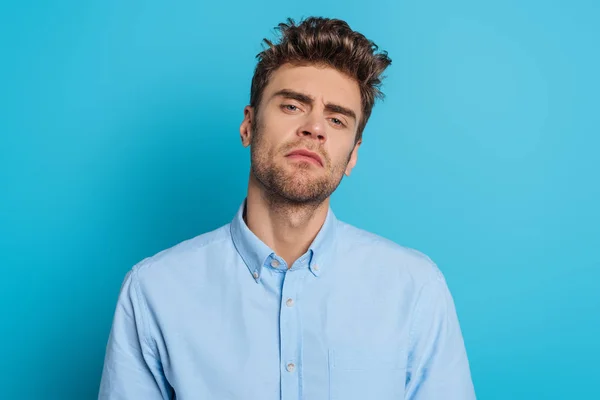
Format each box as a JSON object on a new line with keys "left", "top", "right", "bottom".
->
{"left": 286, "top": 363, "right": 295, "bottom": 372}
{"left": 313, "top": 264, "right": 320, "bottom": 271}
{"left": 270, "top": 259, "right": 280, "bottom": 268}
{"left": 286, "top": 298, "right": 294, "bottom": 307}
{"left": 252, "top": 271, "right": 259, "bottom": 279}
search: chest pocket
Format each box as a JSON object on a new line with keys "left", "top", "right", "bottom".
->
{"left": 328, "top": 347, "right": 406, "bottom": 400}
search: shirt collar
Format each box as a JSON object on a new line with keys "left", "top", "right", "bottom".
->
{"left": 229, "top": 198, "right": 337, "bottom": 282}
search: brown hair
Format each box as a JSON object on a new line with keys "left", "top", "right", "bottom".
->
{"left": 250, "top": 17, "right": 392, "bottom": 143}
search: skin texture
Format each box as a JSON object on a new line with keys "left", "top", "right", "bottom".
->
{"left": 239, "top": 63, "right": 363, "bottom": 267}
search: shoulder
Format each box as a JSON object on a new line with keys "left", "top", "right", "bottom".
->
{"left": 335, "top": 220, "right": 444, "bottom": 286}
{"left": 129, "top": 223, "right": 232, "bottom": 283}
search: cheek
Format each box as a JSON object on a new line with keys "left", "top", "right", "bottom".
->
{"left": 264, "top": 113, "right": 300, "bottom": 142}
{"left": 252, "top": 133, "right": 281, "bottom": 161}
{"left": 330, "top": 144, "right": 355, "bottom": 166}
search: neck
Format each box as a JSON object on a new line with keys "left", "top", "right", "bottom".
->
{"left": 244, "top": 173, "right": 329, "bottom": 268}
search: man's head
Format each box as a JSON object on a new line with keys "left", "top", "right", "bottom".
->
{"left": 240, "top": 17, "right": 391, "bottom": 205}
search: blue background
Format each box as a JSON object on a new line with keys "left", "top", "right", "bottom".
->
{"left": 1, "top": 1, "right": 598, "bottom": 398}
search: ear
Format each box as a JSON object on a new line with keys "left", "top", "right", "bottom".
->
{"left": 344, "top": 140, "right": 362, "bottom": 176}
{"left": 239, "top": 105, "right": 254, "bottom": 147}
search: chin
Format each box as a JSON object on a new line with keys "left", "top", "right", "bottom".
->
{"left": 278, "top": 179, "right": 332, "bottom": 203}
{"left": 279, "top": 191, "right": 327, "bottom": 204}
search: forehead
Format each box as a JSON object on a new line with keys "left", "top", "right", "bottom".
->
{"left": 263, "top": 64, "right": 361, "bottom": 115}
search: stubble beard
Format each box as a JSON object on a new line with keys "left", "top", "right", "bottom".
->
{"left": 249, "top": 117, "right": 351, "bottom": 208}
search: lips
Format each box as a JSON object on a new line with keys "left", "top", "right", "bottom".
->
{"left": 286, "top": 148, "right": 323, "bottom": 167}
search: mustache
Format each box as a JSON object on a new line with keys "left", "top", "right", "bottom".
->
{"left": 281, "top": 140, "right": 322, "bottom": 154}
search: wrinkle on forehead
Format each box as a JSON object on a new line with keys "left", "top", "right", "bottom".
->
{"left": 265, "top": 64, "right": 362, "bottom": 119}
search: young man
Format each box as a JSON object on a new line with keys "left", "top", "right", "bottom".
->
{"left": 99, "top": 17, "right": 475, "bottom": 400}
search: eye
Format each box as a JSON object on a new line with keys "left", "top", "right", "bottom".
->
{"left": 330, "top": 117, "right": 345, "bottom": 127}
{"left": 282, "top": 104, "right": 299, "bottom": 112}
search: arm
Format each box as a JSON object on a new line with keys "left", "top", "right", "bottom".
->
{"left": 405, "top": 272, "right": 476, "bottom": 399}
{"left": 98, "top": 268, "right": 173, "bottom": 399}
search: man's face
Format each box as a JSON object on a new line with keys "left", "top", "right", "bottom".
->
{"left": 240, "top": 63, "right": 362, "bottom": 204}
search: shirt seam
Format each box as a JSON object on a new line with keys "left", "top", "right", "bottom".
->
{"left": 407, "top": 271, "right": 444, "bottom": 360}
{"left": 131, "top": 265, "right": 157, "bottom": 357}
{"left": 135, "top": 234, "right": 230, "bottom": 275}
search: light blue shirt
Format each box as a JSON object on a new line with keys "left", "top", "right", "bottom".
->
{"left": 99, "top": 199, "right": 475, "bottom": 399}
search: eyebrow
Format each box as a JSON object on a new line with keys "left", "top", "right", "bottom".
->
{"left": 271, "top": 89, "right": 357, "bottom": 122}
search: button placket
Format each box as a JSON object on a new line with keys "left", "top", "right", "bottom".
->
{"left": 279, "top": 268, "right": 306, "bottom": 400}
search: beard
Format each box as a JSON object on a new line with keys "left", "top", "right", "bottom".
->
{"left": 250, "top": 117, "right": 352, "bottom": 206}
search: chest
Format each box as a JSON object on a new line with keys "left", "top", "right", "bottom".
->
{"left": 156, "top": 267, "right": 413, "bottom": 400}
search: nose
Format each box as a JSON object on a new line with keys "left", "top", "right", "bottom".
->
{"left": 297, "top": 111, "right": 327, "bottom": 143}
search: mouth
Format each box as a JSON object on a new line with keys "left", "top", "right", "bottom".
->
{"left": 285, "top": 148, "right": 324, "bottom": 167}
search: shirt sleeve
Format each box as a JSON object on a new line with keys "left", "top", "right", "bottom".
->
{"left": 98, "top": 268, "right": 173, "bottom": 400}
{"left": 405, "top": 271, "right": 476, "bottom": 400}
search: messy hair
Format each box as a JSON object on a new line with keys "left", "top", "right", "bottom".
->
{"left": 250, "top": 17, "right": 392, "bottom": 143}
